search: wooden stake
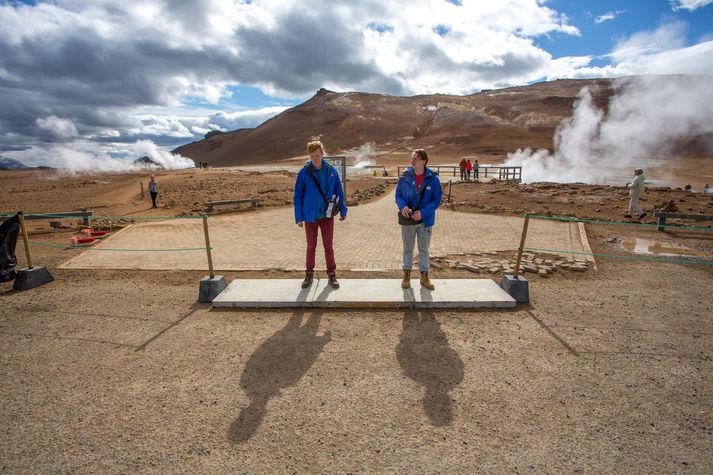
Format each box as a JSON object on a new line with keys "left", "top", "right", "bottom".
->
{"left": 513, "top": 214, "right": 530, "bottom": 278}
{"left": 18, "top": 212, "right": 33, "bottom": 269}
{"left": 202, "top": 215, "right": 214, "bottom": 278}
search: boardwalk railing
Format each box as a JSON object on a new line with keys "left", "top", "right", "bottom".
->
{"left": 397, "top": 165, "right": 522, "bottom": 183}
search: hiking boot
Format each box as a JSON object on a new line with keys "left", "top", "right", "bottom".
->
{"left": 301, "top": 271, "right": 314, "bottom": 288}
{"left": 638, "top": 212, "right": 647, "bottom": 220}
{"left": 420, "top": 271, "right": 435, "bottom": 290}
{"left": 401, "top": 269, "right": 411, "bottom": 289}
{"left": 328, "top": 272, "right": 340, "bottom": 289}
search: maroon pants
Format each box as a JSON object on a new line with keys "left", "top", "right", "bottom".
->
{"left": 305, "top": 218, "right": 336, "bottom": 273}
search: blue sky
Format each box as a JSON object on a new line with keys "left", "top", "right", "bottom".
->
{"left": 0, "top": 0, "right": 712, "bottom": 167}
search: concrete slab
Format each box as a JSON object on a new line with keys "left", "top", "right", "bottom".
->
{"left": 212, "top": 279, "right": 516, "bottom": 309}
{"left": 212, "top": 279, "right": 317, "bottom": 308}
{"left": 411, "top": 279, "right": 517, "bottom": 308}
{"left": 312, "top": 279, "right": 414, "bottom": 308}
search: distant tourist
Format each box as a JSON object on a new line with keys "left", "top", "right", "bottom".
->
{"left": 685, "top": 184, "right": 692, "bottom": 191}
{"left": 396, "top": 149, "right": 443, "bottom": 290}
{"left": 294, "top": 140, "right": 347, "bottom": 289}
{"left": 474, "top": 159, "right": 480, "bottom": 180}
{"left": 625, "top": 168, "right": 646, "bottom": 220}
{"left": 459, "top": 158, "right": 467, "bottom": 181}
{"left": 704, "top": 184, "right": 711, "bottom": 194}
{"left": 148, "top": 175, "right": 159, "bottom": 208}
{"left": 466, "top": 159, "right": 473, "bottom": 181}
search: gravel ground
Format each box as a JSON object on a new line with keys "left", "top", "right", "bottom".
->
{"left": 1, "top": 237, "right": 712, "bottom": 473}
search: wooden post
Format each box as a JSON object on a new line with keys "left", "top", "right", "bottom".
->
{"left": 141, "top": 181, "right": 145, "bottom": 198}
{"left": 17, "top": 212, "right": 34, "bottom": 269}
{"left": 202, "top": 215, "right": 214, "bottom": 278}
{"left": 513, "top": 214, "right": 530, "bottom": 279}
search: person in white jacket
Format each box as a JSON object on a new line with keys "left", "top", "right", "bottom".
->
{"left": 625, "top": 168, "right": 647, "bottom": 220}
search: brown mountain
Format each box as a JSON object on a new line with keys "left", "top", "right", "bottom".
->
{"left": 173, "top": 78, "right": 614, "bottom": 165}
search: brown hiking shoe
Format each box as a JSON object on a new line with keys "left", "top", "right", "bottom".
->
{"left": 420, "top": 271, "right": 435, "bottom": 290}
{"left": 328, "top": 272, "right": 340, "bottom": 289}
{"left": 401, "top": 269, "right": 411, "bottom": 289}
{"left": 301, "top": 271, "right": 314, "bottom": 288}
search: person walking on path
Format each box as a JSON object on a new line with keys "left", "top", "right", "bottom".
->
{"left": 625, "top": 168, "right": 647, "bottom": 220}
{"left": 148, "top": 175, "right": 159, "bottom": 208}
{"left": 466, "top": 160, "right": 473, "bottom": 181}
{"left": 474, "top": 159, "right": 479, "bottom": 180}
{"left": 396, "top": 149, "right": 442, "bottom": 290}
{"left": 459, "top": 158, "right": 467, "bottom": 181}
{"left": 294, "top": 140, "right": 347, "bottom": 289}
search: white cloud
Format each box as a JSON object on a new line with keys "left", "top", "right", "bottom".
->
{"left": 669, "top": 0, "right": 713, "bottom": 11}
{"left": 594, "top": 10, "right": 625, "bottom": 24}
{"left": 35, "top": 116, "right": 78, "bottom": 139}
{"left": 547, "top": 22, "right": 713, "bottom": 80}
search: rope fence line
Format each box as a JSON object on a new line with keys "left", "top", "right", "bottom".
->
{"left": 0, "top": 212, "right": 205, "bottom": 220}
{"left": 27, "top": 241, "right": 211, "bottom": 252}
{"left": 4, "top": 211, "right": 218, "bottom": 284}
{"left": 527, "top": 214, "right": 713, "bottom": 232}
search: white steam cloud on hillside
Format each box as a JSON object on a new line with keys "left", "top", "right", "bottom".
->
{"left": 504, "top": 75, "right": 713, "bottom": 184}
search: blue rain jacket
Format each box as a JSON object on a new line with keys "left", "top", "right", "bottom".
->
{"left": 294, "top": 160, "right": 347, "bottom": 223}
{"left": 395, "top": 167, "right": 442, "bottom": 227}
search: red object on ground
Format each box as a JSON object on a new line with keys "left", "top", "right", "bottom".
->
{"left": 71, "top": 236, "right": 96, "bottom": 246}
{"left": 89, "top": 231, "right": 109, "bottom": 238}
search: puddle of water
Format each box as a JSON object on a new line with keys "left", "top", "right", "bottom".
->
{"left": 619, "top": 238, "right": 705, "bottom": 257}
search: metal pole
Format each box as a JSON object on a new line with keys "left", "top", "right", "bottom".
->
{"left": 513, "top": 214, "right": 530, "bottom": 279}
{"left": 202, "top": 215, "right": 214, "bottom": 278}
{"left": 18, "top": 212, "right": 34, "bottom": 269}
{"left": 447, "top": 180, "right": 452, "bottom": 203}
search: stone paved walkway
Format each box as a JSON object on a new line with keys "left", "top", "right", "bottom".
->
{"left": 59, "top": 191, "right": 587, "bottom": 271}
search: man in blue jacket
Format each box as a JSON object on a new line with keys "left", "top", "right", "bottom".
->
{"left": 294, "top": 140, "right": 347, "bottom": 289}
{"left": 396, "top": 149, "right": 442, "bottom": 290}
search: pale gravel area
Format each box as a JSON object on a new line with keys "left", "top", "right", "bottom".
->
{"left": 1, "top": 238, "right": 712, "bottom": 473}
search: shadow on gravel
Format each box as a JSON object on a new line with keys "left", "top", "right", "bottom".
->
{"left": 228, "top": 310, "right": 331, "bottom": 444}
{"left": 396, "top": 309, "right": 464, "bottom": 426}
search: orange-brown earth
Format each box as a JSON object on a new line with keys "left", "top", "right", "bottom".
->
{"left": 1, "top": 165, "right": 712, "bottom": 472}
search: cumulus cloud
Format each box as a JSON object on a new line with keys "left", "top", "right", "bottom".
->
{"left": 0, "top": 0, "right": 711, "bottom": 169}
{"left": 35, "top": 116, "right": 78, "bottom": 140}
{"left": 0, "top": 0, "right": 581, "bottom": 162}
{"left": 503, "top": 76, "right": 713, "bottom": 184}
{"left": 547, "top": 22, "right": 713, "bottom": 80}
{"left": 670, "top": 0, "right": 713, "bottom": 11}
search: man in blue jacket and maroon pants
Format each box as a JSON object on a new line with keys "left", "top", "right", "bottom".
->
{"left": 294, "top": 140, "right": 347, "bottom": 289}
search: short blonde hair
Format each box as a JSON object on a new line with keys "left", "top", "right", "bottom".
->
{"left": 307, "top": 140, "right": 324, "bottom": 153}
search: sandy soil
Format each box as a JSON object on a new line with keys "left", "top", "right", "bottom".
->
{"left": 1, "top": 168, "right": 712, "bottom": 473}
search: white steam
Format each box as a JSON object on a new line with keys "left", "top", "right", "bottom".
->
{"left": 348, "top": 142, "right": 377, "bottom": 168}
{"left": 7, "top": 139, "right": 194, "bottom": 173}
{"left": 504, "top": 75, "right": 713, "bottom": 184}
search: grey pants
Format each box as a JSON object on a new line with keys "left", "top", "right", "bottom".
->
{"left": 401, "top": 224, "right": 432, "bottom": 272}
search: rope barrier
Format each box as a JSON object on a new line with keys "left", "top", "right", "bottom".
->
{"left": 527, "top": 214, "right": 713, "bottom": 231}
{"left": 523, "top": 247, "right": 713, "bottom": 266}
{"left": 1, "top": 212, "right": 205, "bottom": 220}
{"left": 27, "top": 241, "right": 211, "bottom": 252}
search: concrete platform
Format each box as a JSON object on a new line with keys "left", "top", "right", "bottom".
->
{"left": 212, "top": 279, "right": 516, "bottom": 309}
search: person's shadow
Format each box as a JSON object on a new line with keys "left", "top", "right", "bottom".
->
{"left": 227, "top": 310, "right": 331, "bottom": 444}
{"left": 396, "top": 310, "right": 464, "bottom": 426}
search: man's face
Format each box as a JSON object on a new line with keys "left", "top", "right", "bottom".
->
{"left": 309, "top": 149, "right": 323, "bottom": 164}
